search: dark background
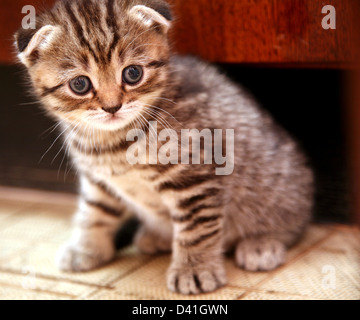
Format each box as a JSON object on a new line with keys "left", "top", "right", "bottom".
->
{"left": 0, "top": 64, "right": 351, "bottom": 224}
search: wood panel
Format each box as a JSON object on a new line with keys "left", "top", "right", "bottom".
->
{"left": 170, "top": 0, "right": 358, "bottom": 67}
{"left": 0, "top": 0, "right": 358, "bottom": 67}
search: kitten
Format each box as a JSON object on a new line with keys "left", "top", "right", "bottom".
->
{"left": 15, "top": 0, "right": 314, "bottom": 294}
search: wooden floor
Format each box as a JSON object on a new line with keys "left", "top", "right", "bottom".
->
{"left": 0, "top": 186, "right": 359, "bottom": 300}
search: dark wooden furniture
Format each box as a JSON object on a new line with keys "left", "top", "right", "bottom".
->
{"left": 170, "top": 0, "right": 358, "bottom": 68}
{"left": 1, "top": 0, "right": 358, "bottom": 67}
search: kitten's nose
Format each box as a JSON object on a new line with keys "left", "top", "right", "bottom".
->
{"left": 102, "top": 105, "right": 122, "bottom": 114}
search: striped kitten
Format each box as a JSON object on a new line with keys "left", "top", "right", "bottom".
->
{"left": 15, "top": 0, "right": 314, "bottom": 294}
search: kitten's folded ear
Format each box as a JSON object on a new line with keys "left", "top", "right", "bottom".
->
{"left": 14, "top": 25, "right": 59, "bottom": 67}
{"left": 129, "top": 0, "right": 172, "bottom": 34}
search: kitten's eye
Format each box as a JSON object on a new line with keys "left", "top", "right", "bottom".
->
{"left": 69, "top": 76, "right": 92, "bottom": 95}
{"left": 123, "top": 66, "right": 143, "bottom": 85}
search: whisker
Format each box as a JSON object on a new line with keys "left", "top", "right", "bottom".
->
{"left": 155, "top": 97, "right": 177, "bottom": 105}
{"left": 136, "top": 114, "right": 147, "bottom": 135}
{"left": 142, "top": 103, "right": 183, "bottom": 127}
{"left": 40, "top": 120, "right": 64, "bottom": 138}
{"left": 53, "top": 121, "right": 81, "bottom": 165}
{"left": 141, "top": 108, "right": 176, "bottom": 136}
{"left": 57, "top": 122, "right": 82, "bottom": 177}
{"left": 18, "top": 101, "right": 41, "bottom": 106}
{"left": 145, "top": 94, "right": 177, "bottom": 105}
{"left": 138, "top": 113, "right": 160, "bottom": 158}
{"left": 64, "top": 127, "right": 81, "bottom": 180}
{"left": 142, "top": 106, "right": 180, "bottom": 133}
{"left": 39, "top": 124, "right": 70, "bottom": 164}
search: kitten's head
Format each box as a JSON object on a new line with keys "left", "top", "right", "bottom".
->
{"left": 15, "top": 0, "right": 172, "bottom": 131}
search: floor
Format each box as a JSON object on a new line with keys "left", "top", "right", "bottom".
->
{"left": 0, "top": 186, "right": 359, "bottom": 300}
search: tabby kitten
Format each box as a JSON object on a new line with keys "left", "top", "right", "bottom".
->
{"left": 15, "top": 0, "right": 314, "bottom": 294}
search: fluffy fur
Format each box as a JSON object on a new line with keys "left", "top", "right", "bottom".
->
{"left": 15, "top": 0, "right": 314, "bottom": 294}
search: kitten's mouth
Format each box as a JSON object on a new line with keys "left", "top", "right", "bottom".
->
{"left": 88, "top": 112, "right": 134, "bottom": 131}
{"left": 103, "top": 114, "right": 122, "bottom": 123}
{"left": 85, "top": 107, "right": 140, "bottom": 131}
{"left": 94, "top": 112, "right": 125, "bottom": 124}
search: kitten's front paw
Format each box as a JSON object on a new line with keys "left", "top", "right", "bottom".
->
{"left": 56, "top": 244, "right": 115, "bottom": 272}
{"left": 167, "top": 263, "right": 227, "bottom": 295}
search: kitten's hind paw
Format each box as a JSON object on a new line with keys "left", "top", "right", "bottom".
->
{"left": 235, "top": 238, "right": 286, "bottom": 272}
{"left": 167, "top": 264, "right": 227, "bottom": 295}
{"left": 134, "top": 226, "right": 171, "bottom": 255}
{"left": 56, "top": 244, "right": 115, "bottom": 272}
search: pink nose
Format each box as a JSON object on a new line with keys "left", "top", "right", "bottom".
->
{"left": 102, "top": 105, "right": 122, "bottom": 114}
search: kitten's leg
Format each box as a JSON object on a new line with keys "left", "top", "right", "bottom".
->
{"left": 57, "top": 176, "right": 130, "bottom": 272}
{"left": 134, "top": 224, "right": 172, "bottom": 255}
{"left": 235, "top": 236, "right": 286, "bottom": 272}
{"left": 165, "top": 190, "right": 227, "bottom": 294}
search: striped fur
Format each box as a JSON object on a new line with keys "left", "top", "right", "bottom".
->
{"left": 15, "top": 0, "right": 314, "bottom": 294}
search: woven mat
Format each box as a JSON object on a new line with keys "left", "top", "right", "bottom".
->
{"left": 0, "top": 187, "right": 359, "bottom": 300}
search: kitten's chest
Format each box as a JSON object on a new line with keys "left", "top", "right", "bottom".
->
{"left": 95, "top": 168, "right": 169, "bottom": 218}
{"left": 73, "top": 138, "right": 170, "bottom": 219}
